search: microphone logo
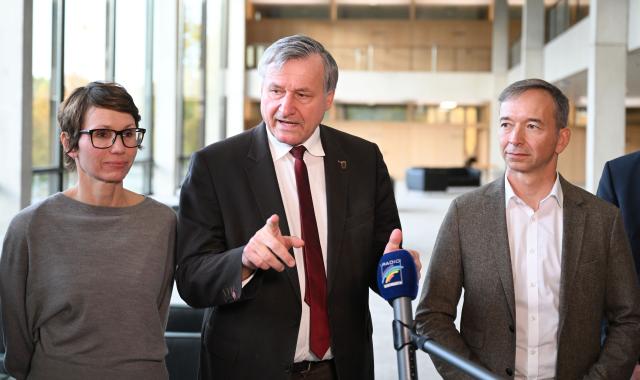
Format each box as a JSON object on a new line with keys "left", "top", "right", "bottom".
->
{"left": 377, "top": 250, "right": 418, "bottom": 301}
{"left": 380, "top": 258, "right": 404, "bottom": 288}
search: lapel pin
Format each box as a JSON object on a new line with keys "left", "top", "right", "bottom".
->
{"left": 338, "top": 160, "right": 347, "bottom": 170}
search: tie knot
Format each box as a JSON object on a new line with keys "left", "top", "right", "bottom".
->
{"left": 290, "top": 145, "right": 306, "bottom": 160}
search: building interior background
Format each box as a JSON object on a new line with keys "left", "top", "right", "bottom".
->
{"left": 0, "top": 0, "right": 639, "bottom": 378}
{"left": 2, "top": 0, "right": 639, "bottom": 232}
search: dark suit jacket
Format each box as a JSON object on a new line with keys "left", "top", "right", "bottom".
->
{"left": 176, "top": 123, "right": 400, "bottom": 380}
{"left": 415, "top": 176, "right": 640, "bottom": 380}
{"left": 597, "top": 150, "right": 640, "bottom": 280}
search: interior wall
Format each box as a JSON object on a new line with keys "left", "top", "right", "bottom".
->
{"left": 328, "top": 121, "right": 484, "bottom": 180}
{"left": 246, "top": 19, "right": 492, "bottom": 72}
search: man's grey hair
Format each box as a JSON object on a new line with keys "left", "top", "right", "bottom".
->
{"left": 257, "top": 35, "right": 339, "bottom": 94}
{"left": 498, "top": 78, "right": 569, "bottom": 129}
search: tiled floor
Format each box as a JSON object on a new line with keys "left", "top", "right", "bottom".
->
{"left": 169, "top": 182, "right": 468, "bottom": 380}
{"left": 370, "top": 183, "right": 464, "bottom": 380}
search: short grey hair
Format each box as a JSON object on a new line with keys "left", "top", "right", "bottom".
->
{"left": 498, "top": 78, "right": 569, "bottom": 129}
{"left": 257, "top": 35, "right": 339, "bottom": 94}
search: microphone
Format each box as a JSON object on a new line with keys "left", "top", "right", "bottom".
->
{"left": 377, "top": 249, "right": 419, "bottom": 380}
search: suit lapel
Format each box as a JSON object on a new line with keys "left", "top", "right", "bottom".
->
{"left": 319, "top": 126, "right": 349, "bottom": 296}
{"left": 486, "top": 179, "right": 516, "bottom": 323}
{"left": 244, "top": 123, "right": 301, "bottom": 303}
{"left": 557, "top": 177, "right": 586, "bottom": 335}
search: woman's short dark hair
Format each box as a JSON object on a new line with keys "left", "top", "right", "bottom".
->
{"left": 498, "top": 78, "right": 569, "bottom": 130}
{"left": 58, "top": 81, "right": 141, "bottom": 170}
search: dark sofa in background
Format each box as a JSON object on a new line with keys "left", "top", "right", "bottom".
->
{"left": 406, "top": 167, "right": 481, "bottom": 191}
{"left": 165, "top": 305, "right": 205, "bottom": 380}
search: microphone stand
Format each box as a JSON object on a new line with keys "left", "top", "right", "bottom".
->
{"left": 392, "top": 299, "right": 418, "bottom": 380}
{"left": 392, "top": 320, "right": 500, "bottom": 380}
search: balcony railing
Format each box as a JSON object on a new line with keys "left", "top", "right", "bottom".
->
{"left": 546, "top": 0, "right": 589, "bottom": 42}
{"left": 247, "top": 44, "right": 491, "bottom": 72}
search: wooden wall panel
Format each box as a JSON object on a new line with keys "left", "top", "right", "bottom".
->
{"left": 410, "top": 48, "right": 433, "bottom": 71}
{"left": 329, "top": 121, "right": 470, "bottom": 179}
{"left": 246, "top": 19, "right": 492, "bottom": 72}
{"left": 557, "top": 126, "right": 585, "bottom": 185}
{"left": 372, "top": 47, "right": 412, "bottom": 71}
{"left": 626, "top": 124, "right": 640, "bottom": 153}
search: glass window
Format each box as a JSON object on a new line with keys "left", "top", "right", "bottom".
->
{"left": 337, "top": 5, "right": 409, "bottom": 20}
{"left": 339, "top": 104, "right": 407, "bottom": 121}
{"left": 415, "top": 5, "right": 489, "bottom": 20}
{"left": 32, "top": 0, "right": 57, "bottom": 202}
{"left": 64, "top": 0, "right": 107, "bottom": 95}
{"left": 178, "top": 0, "right": 206, "bottom": 183}
{"left": 413, "top": 105, "right": 482, "bottom": 125}
{"left": 32, "top": 0, "right": 155, "bottom": 202}
{"left": 116, "top": 0, "right": 152, "bottom": 194}
{"left": 252, "top": 4, "right": 329, "bottom": 19}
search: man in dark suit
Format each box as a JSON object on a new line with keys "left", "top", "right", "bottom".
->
{"left": 597, "top": 150, "right": 640, "bottom": 279}
{"left": 415, "top": 79, "right": 640, "bottom": 379}
{"left": 176, "top": 35, "right": 420, "bottom": 380}
{"left": 597, "top": 150, "right": 640, "bottom": 379}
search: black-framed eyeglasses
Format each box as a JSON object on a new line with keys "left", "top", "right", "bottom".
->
{"left": 79, "top": 128, "right": 146, "bottom": 149}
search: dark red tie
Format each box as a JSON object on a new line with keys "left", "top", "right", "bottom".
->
{"left": 290, "top": 145, "right": 330, "bottom": 358}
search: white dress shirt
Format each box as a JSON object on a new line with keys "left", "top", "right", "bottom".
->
{"left": 505, "top": 174, "right": 563, "bottom": 380}
{"left": 266, "top": 126, "right": 332, "bottom": 362}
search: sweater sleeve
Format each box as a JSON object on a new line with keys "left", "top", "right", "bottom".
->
{"left": 0, "top": 213, "right": 34, "bottom": 380}
{"left": 157, "top": 213, "right": 177, "bottom": 329}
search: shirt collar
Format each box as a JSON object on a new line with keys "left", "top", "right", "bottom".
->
{"left": 266, "top": 124, "right": 325, "bottom": 161}
{"left": 504, "top": 172, "right": 563, "bottom": 209}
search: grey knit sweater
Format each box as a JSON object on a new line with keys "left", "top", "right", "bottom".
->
{"left": 0, "top": 193, "right": 176, "bottom": 380}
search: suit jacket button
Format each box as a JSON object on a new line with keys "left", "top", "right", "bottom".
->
{"left": 506, "top": 368, "right": 514, "bottom": 376}
{"left": 508, "top": 325, "right": 514, "bottom": 333}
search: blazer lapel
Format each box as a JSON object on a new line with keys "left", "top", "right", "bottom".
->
{"left": 244, "top": 123, "right": 301, "bottom": 303}
{"left": 557, "top": 176, "right": 586, "bottom": 335}
{"left": 319, "top": 126, "right": 349, "bottom": 296}
{"left": 485, "top": 179, "right": 516, "bottom": 323}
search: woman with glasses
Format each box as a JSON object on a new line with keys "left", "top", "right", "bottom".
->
{"left": 0, "top": 82, "right": 176, "bottom": 380}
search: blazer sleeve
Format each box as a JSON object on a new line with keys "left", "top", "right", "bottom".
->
{"left": 414, "top": 199, "right": 480, "bottom": 380}
{"left": 369, "top": 145, "right": 402, "bottom": 292}
{"left": 176, "top": 151, "right": 260, "bottom": 308}
{"left": 0, "top": 213, "right": 34, "bottom": 380}
{"left": 596, "top": 161, "right": 619, "bottom": 207}
{"left": 586, "top": 210, "right": 640, "bottom": 379}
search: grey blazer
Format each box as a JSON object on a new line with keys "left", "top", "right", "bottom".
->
{"left": 415, "top": 176, "right": 640, "bottom": 380}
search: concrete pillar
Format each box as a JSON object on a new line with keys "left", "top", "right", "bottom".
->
{"left": 0, "top": 0, "right": 33, "bottom": 239}
{"left": 585, "top": 0, "right": 628, "bottom": 192}
{"left": 225, "top": 0, "right": 245, "bottom": 138}
{"left": 630, "top": 0, "right": 640, "bottom": 50}
{"left": 152, "top": 1, "right": 179, "bottom": 196}
{"left": 521, "top": 0, "right": 544, "bottom": 78}
{"left": 490, "top": 0, "right": 509, "bottom": 179}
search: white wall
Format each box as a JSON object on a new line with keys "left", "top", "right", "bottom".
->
{"left": 507, "top": 63, "right": 523, "bottom": 84}
{"left": 544, "top": 17, "right": 590, "bottom": 83}
{"left": 630, "top": 0, "right": 640, "bottom": 50}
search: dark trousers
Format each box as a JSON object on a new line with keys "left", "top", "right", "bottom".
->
{"left": 288, "top": 360, "right": 337, "bottom": 380}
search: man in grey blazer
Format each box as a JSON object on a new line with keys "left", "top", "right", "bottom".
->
{"left": 415, "top": 79, "right": 640, "bottom": 379}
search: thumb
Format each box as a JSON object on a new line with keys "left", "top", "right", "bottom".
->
{"left": 383, "top": 228, "right": 402, "bottom": 254}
